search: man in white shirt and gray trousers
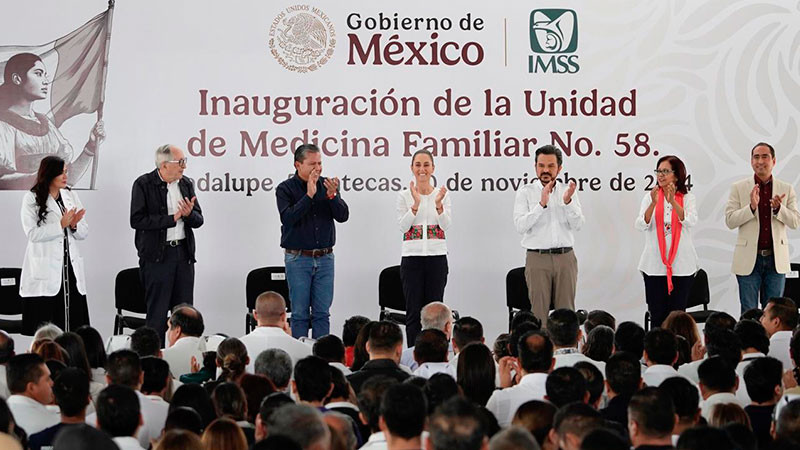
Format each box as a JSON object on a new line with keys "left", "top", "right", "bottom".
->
{"left": 514, "top": 145, "right": 585, "bottom": 324}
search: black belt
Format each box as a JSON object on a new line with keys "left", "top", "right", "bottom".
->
{"left": 286, "top": 247, "right": 333, "bottom": 257}
{"left": 757, "top": 249, "right": 773, "bottom": 257}
{"left": 167, "top": 239, "right": 185, "bottom": 248}
{"left": 528, "top": 247, "right": 573, "bottom": 254}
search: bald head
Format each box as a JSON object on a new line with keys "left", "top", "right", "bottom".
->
{"left": 254, "top": 291, "right": 287, "bottom": 327}
{"left": 421, "top": 302, "right": 453, "bottom": 338}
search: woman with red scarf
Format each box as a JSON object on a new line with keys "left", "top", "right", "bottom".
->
{"left": 635, "top": 155, "right": 699, "bottom": 328}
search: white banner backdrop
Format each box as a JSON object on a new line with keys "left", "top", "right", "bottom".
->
{"left": 1, "top": 0, "right": 799, "bottom": 344}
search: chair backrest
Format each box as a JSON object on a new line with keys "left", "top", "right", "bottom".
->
{"left": 379, "top": 265, "right": 405, "bottom": 311}
{"left": 506, "top": 267, "right": 530, "bottom": 310}
{"left": 0, "top": 268, "right": 23, "bottom": 315}
{"left": 246, "top": 267, "right": 291, "bottom": 312}
{"left": 115, "top": 268, "right": 147, "bottom": 314}
{"left": 782, "top": 263, "right": 800, "bottom": 306}
{"left": 686, "top": 269, "right": 710, "bottom": 309}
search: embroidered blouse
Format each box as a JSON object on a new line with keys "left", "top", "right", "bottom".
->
{"left": 396, "top": 188, "right": 451, "bottom": 256}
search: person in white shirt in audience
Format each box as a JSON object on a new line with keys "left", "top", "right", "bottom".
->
{"left": 357, "top": 376, "right": 398, "bottom": 449}
{"left": 140, "top": 357, "right": 171, "bottom": 405}
{"left": 548, "top": 309, "right": 605, "bottom": 373}
{"left": 449, "top": 317, "right": 484, "bottom": 370}
{"left": 733, "top": 319, "right": 770, "bottom": 405}
{"left": 0, "top": 331, "right": 15, "bottom": 399}
{"left": 400, "top": 301, "right": 453, "bottom": 371}
{"left": 160, "top": 304, "right": 205, "bottom": 378}
{"left": 657, "top": 376, "right": 701, "bottom": 445}
{"left": 379, "top": 383, "right": 426, "bottom": 450}
{"left": 698, "top": 356, "right": 745, "bottom": 420}
{"left": 27, "top": 368, "right": 90, "bottom": 450}
{"left": 86, "top": 350, "right": 168, "bottom": 448}
{"left": 677, "top": 312, "right": 737, "bottom": 383}
{"left": 325, "top": 366, "right": 367, "bottom": 443}
{"left": 254, "top": 349, "right": 293, "bottom": 392}
{"left": 627, "top": 387, "right": 678, "bottom": 450}
{"left": 96, "top": 384, "right": 145, "bottom": 450}
{"left": 313, "top": 335, "right": 351, "bottom": 376}
{"left": 412, "top": 329, "right": 456, "bottom": 379}
{"left": 240, "top": 291, "right": 312, "bottom": 373}
{"left": 5, "top": 353, "right": 59, "bottom": 435}
{"left": 642, "top": 328, "right": 684, "bottom": 387}
{"left": 760, "top": 296, "right": 797, "bottom": 370}
{"left": 487, "top": 330, "right": 554, "bottom": 427}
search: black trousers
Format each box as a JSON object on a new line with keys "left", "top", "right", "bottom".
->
{"left": 140, "top": 242, "right": 195, "bottom": 344}
{"left": 23, "top": 260, "right": 90, "bottom": 334}
{"left": 642, "top": 272, "right": 695, "bottom": 328}
{"left": 400, "top": 255, "right": 448, "bottom": 347}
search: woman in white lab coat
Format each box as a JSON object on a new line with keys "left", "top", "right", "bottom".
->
{"left": 20, "top": 155, "right": 90, "bottom": 333}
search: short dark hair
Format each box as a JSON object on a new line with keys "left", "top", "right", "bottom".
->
{"left": 644, "top": 328, "right": 678, "bottom": 365}
{"left": 751, "top": 142, "right": 775, "bottom": 158}
{"left": 428, "top": 397, "right": 485, "bottom": 450}
{"left": 614, "top": 322, "right": 645, "bottom": 358}
{"left": 7, "top": 353, "right": 46, "bottom": 394}
{"left": 164, "top": 406, "right": 204, "bottom": 435}
{"left": 698, "top": 356, "right": 736, "bottom": 393}
{"left": 658, "top": 377, "right": 699, "bottom": 421}
{"left": 734, "top": 319, "right": 770, "bottom": 355}
{"left": 342, "top": 315, "right": 370, "bottom": 347}
{"left": 53, "top": 368, "right": 90, "bottom": 417}
{"left": 294, "top": 143, "right": 320, "bottom": 163}
{"left": 141, "top": 356, "right": 170, "bottom": 394}
{"left": 414, "top": 329, "right": 449, "bottom": 364}
{"left": 740, "top": 308, "right": 763, "bottom": 322}
{"left": 367, "top": 321, "right": 403, "bottom": 353}
{"left": 766, "top": 297, "right": 799, "bottom": 330}
{"left": 75, "top": 326, "right": 107, "bottom": 369}
{"left": 535, "top": 144, "right": 563, "bottom": 166}
{"left": 705, "top": 329, "right": 743, "bottom": 368}
{"left": 676, "top": 426, "right": 736, "bottom": 450}
{"left": 258, "top": 392, "right": 295, "bottom": 425}
{"left": 169, "top": 304, "right": 204, "bottom": 337}
{"left": 170, "top": 383, "right": 217, "bottom": 428}
{"left": 546, "top": 367, "right": 587, "bottom": 408}
{"left": 547, "top": 309, "right": 580, "bottom": 347}
{"left": 293, "top": 356, "right": 332, "bottom": 402}
{"left": 656, "top": 155, "right": 689, "bottom": 193}
{"left": 510, "top": 310, "right": 541, "bottom": 332}
{"left": 381, "top": 383, "right": 426, "bottom": 440}
{"left": 53, "top": 423, "right": 119, "bottom": 450}
{"left": 211, "top": 382, "right": 247, "bottom": 421}
{"left": 580, "top": 428, "right": 629, "bottom": 450}
{"left": 357, "top": 376, "right": 398, "bottom": 433}
{"left": 453, "top": 317, "right": 484, "bottom": 350}
{"left": 328, "top": 366, "right": 351, "bottom": 400}
{"left": 106, "top": 350, "right": 141, "bottom": 388}
{"left": 312, "top": 335, "right": 345, "bottom": 363}
{"left": 627, "top": 387, "right": 675, "bottom": 438}
{"left": 512, "top": 400, "right": 556, "bottom": 445}
{"left": 553, "top": 402, "right": 603, "bottom": 441}
{"left": 582, "top": 325, "right": 614, "bottom": 363}
{"left": 584, "top": 310, "right": 616, "bottom": 333}
{"left": 743, "top": 356, "right": 783, "bottom": 403}
{"left": 424, "top": 373, "right": 461, "bottom": 415}
{"left": 704, "top": 312, "right": 737, "bottom": 337}
{"left": 508, "top": 321, "right": 540, "bottom": 358}
{"left": 722, "top": 423, "right": 757, "bottom": 450}
{"left": 518, "top": 330, "right": 554, "bottom": 373}
{"left": 605, "top": 351, "right": 642, "bottom": 397}
{"left": 97, "top": 384, "right": 141, "bottom": 437}
{"left": 775, "top": 399, "right": 800, "bottom": 443}
{"left": 574, "top": 362, "right": 604, "bottom": 405}
{"left": 130, "top": 326, "right": 161, "bottom": 358}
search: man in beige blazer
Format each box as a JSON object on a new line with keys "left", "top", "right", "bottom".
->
{"left": 725, "top": 142, "right": 800, "bottom": 314}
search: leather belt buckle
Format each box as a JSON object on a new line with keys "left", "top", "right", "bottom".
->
{"left": 758, "top": 249, "right": 773, "bottom": 257}
{"left": 168, "top": 240, "right": 181, "bottom": 247}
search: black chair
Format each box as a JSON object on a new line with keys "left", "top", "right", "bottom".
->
{"left": 0, "top": 268, "right": 25, "bottom": 335}
{"left": 114, "top": 268, "right": 147, "bottom": 335}
{"left": 781, "top": 263, "right": 800, "bottom": 307}
{"left": 245, "top": 267, "right": 291, "bottom": 334}
{"left": 379, "top": 265, "right": 406, "bottom": 325}
{"left": 644, "top": 268, "right": 717, "bottom": 331}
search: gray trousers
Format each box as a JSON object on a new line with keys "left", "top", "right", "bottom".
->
{"left": 524, "top": 249, "right": 578, "bottom": 325}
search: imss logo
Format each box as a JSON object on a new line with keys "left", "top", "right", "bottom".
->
{"left": 528, "top": 9, "right": 579, "bottom": 74}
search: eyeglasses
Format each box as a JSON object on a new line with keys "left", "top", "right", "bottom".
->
{"left": 167, "top": 159, "right": 188, "bottom": 168}
{"left": 654, "top": 169, "right": 674, "bottom": 176}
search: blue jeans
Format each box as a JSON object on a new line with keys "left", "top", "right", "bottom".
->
{"left": 284, "top": 251, "right": 335, "bottom": 338}
{"left": 736, "top": 254, "right": 785, "bottom": 314}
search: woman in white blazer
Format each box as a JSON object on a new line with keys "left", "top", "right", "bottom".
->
{"left": 635, "top": 155, "right": 698, "bottom": 328}
{"left": 20, "top": 156, "right": 90, "bottom": 333}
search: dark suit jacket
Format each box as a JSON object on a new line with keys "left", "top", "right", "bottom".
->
{"left": 130, "top": 169, "right": 203, "bottom": 263}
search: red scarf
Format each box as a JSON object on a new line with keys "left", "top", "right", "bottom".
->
{"left": 655, "top": 189, "right": 684, "bottom": 294}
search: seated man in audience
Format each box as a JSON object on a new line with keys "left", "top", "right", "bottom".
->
{"left": 343, "top": 315, "right": 370, "bottom": 367}
{"left": 733, "top": 319, "right": 769, "bottom": 385}
{"left": 545, "top": 367, "right": 589, "bottom": 408}
{"left": 574, "top": 362, "right": 604, "bottom": 409}
{"left": 697, "top": 356, "right": 744, "bottom": 420}
{"left": 773, "top": 399, "right": 800, "bottom": 447}
{"left": 326, "top": 367, "right": 368, "bottom": 444}
{"left": 347, "top": 321, "right": 409, "bottom": 393}
{"left": 313, "top": 335, "right": 351, "bottom": 375}
{"left": 28, "top": 368, "right": 90, "bottom": 450}
{"left": 323, "top": 410, "right": 358, "bottom": 450}
{"left": 130, "top": 326, "right": 162, "bottom": 358}
{"left": 0, "top": 331, "right": 14, "bottom": 399}
{"left": 356, "top": 376, "right": 398, "bottom": 449}
{"left": 161, "top": 304, "right": 206, "bottom": 377}
{"left": 87, "top": 350, "right": 168, "bottom": 448}
{"left": 5, "top": 353, "right": 59, "bottom": 435}
{"left": 512, "top": 400, "right": 556, "bottom": 449}
{"left": 52, "top": 423, "right": 120, "bottom": 450}
{"left": 486, "top": 330, "right": 554, "bottom": 427}
{"left": 642, "top": 329, "right": 683, "bottom": 387}
{"left": 265, "top": 403, "right": 331, "bottom": 450}
{"left": 627, "top": 387, "right": 676, "bottom": 450}
{"left": 400, "top": 302, "right": 454, "bottom": 371}
{"left": 549, "top": 403, "right": 604, "bottom": 450}
{"left": 413, "top": 329, "right": 456, "bottom": 379}
{"left": 254, "top": 392, "right": 294, "bottom": 442}
{"left": 489, "top": 426, "right": 539, "bottom": 450}
{"left": 241, "top": 291, "right": 312, "bottom": 372}
{"left": 96, "top": 384, "right": 144, "bottom": 450}
{"left": 379, "top": 383, "right": 426, "bottom": 450}
{"left": 427, "top": 397, "right": 488, "bottom": 450}
{"left": 140, "top": 357, "right": 171, "bottom": 403}
{"left": 548, "top": 309, "right": 605, "bottom": 373}
{"left": 657, "top": 377, "right": 700, "bottom": 445}
{"left": 450, "top": 316, "right": 485, "bottom": 368}
{"left": 677, "top": 312, "right": 737, "bottom": 382}
{"left": 614, "top": 322, "right": 646, "bottom": 361}
{"left": 255, "top": 348, "right": 293, "bottom": 392}
{"left": 742, "top": 356, "right": 783, "bottom": 449}
{"left": 601, "top": 351, "right": 643, "bottom": 426}
{"left": 760, "top": 296, "right": 797, "bottom": 370}
{"left": 293, "top": 356, "right": 333, "bottom": 409}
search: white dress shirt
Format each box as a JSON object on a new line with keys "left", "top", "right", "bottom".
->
{"left": 414, "top": 362, "right": 457, "bottom": 380}
{"left": 161, "top": 336, "right": 206, "bottom": 378}
{"left": 239, "top": 326, "right": 312, "bottom": 373}
{"left": 513, "top": 181, "right": 584, "bottom": 250}
{"left": 0, "top": 366, "right": 9, "bottom": 399}
{"left": 736, "top": 352, "right": 766, "bottom": 405}
{"left": 361, "top": 431, "right": 388, "bottom": 450}
{"left": 401, "top": 344, "right": 455, "bottom": 371}
{"left": 768, "top": 330, "right": 793, "bottom": 371}
{"left": 552, "top": 348, "right": 606, "bottom": 374}
{"left": 701, "top": 392, "right": 745, "bottom": 420}
{"left": 329, "top": 362, "right": 352, "bottom": 376}
{"left": 643, "top": 364, "right": 685, "bottom": 387}
{"left": 635, "top": 192, "right": 699, "bottom": 276}
{"left": 397, "top": 189, "right": 452, "bottom": 256}
{"left": 113, "top": 436, "right": 146, "bottom": 450}
{"left": 486, "top": 372, "right": 548, "bottom": 427}
{"left": 163, "top": 176, "right": 185, "bottom": 242}
{"left": 86, "top": 390, "right": 168, "bottom": 449}
{"left": 6, "top": 395, "right": 60, "bottom": 435}
{"left": 677, "top": 357, "right": 704, "bottom": 384}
